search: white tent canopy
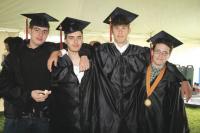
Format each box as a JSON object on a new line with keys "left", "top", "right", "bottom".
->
{"left": 0, "top": 0, "right": 200, "bottom": 42}
{"left": 0, "top": 0, "right": 200, "bottom": 82}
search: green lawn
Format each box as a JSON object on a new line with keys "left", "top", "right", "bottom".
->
{"left": 0, "top": 112, "right": 4, "bottom": 133}
{"left": 0, "top": 107, "right": 199, "bottom": 133}
{"left": 186, "top": 106, "right": 200, "bottom": 133}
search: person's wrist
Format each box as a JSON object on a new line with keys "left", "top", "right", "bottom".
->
{"left": 58, "top": 51, "right": 62, "bottom": 57}
{"left": 60, "top": 49, "right": 67, "bottom": 57}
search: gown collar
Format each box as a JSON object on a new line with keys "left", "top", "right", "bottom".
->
{"left": 113, "top": 41, "right": 129, "bottom": 54}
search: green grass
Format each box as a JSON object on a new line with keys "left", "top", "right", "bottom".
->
{"left": 0, "top": 107, "right": 199, "bottom": 133}
{"left": 0, "top": 112, "right": 4, "bottom": 133}
{"left": 186, "top": 106, "right": 200, "bottom": 133}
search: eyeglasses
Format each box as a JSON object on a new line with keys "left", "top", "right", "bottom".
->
{"left": 153, "top": 50, "right": 169, "bottom": 56}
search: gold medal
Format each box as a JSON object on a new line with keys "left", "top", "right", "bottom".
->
{"left": 144, "top": 98, "right": 151, "bottom": 107}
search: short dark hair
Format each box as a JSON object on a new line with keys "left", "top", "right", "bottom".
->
{"left": 4, "top": 37, "right": 24, "bottom": 53}
{"left": 64, "top": 31, "right": 83, "bottom": 39}
{"left": 4, "top": 37, "right": 12, "bottom": 45}
{"left": 29, "top": 16, "right": 50, "bottom": 28}
{"left": 152, "top": 38, "right": 174, "bottom": 53}
{"left": 112, "top": 14, "right": 130, "bottom": 26}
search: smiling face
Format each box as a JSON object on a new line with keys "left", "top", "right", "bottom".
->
{"left": 29, "top": 26, "right": 49, "bottom": 48}
{"left": 65, "top": 31, "right": 83, "bottom": 52}
{"left": 152, "top": 43, "right": 171, "bottom": 68}
{"left": 111, "top": 24, "right": 130, "bottom": 45}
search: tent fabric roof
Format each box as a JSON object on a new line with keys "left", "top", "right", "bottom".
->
{"left": 0, "top": 0, "right": 200, "bottom": 44}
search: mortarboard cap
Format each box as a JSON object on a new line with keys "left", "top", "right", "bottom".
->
{"left": 21, "top": 13, "right": 58, "bottom": 28}
{"left": 21, "top": 13, "right": 58, "bottom": 22}
{"left": 56, "top": 17, "right": 90, "bottom": 34}
{"left": 103, "top": 7, "right": 138, "bottom": 25}
{"left": 147, "top": 31, "right": 183, "bottom": 48}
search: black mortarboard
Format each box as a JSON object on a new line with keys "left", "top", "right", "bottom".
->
{"left": 103, "top": 7, "right": 138, "bottom": 25}
{"left": 21, "top": 13, "right": 58, "bottom": 28}
{"left": 56, "top": 17, "right": 90, "bottom": 34}
{"left": 147, "top": 31, "right": 183, "bottom": 48}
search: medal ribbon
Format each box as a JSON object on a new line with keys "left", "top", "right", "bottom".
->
{"left": 146, "top": 65, "right": 166, "bottom": 97}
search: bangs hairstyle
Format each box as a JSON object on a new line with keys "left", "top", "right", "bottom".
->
{"left": 64, "top": 31, "right": 83, "bottom": 39}
{"left": 29, "top": 16, "right": 49, "bottom": 28}
{"left": 111, "top": 14, "right": 130, "bottom": 26}
{"left": 152, "top": 38, "right": 174, "bottom": 53}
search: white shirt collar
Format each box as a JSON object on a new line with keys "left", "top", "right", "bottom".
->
{"left": 73, "top": 65, "right": 84, "bottom": 83}
{"left": 113, "top": 41, "right": 129, "bottom": 54}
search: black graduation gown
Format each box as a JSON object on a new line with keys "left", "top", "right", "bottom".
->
{"left": 138, "top": 62, "right": 190, "bottom": 133}
{"left": 50, "top": 54, "right": 96, "bottom": 133}
{"left": 93, "top": 43, "right": 149, "bottom": 133}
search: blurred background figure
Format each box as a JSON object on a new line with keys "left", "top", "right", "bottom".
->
{"left": 1, "top": 36, "right": 24, "bottom": 133}
{"left": 89, "top": 41, "right": 101, "bottom": 47}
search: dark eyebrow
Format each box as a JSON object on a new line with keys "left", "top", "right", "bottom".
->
{"left": 68, "top": 35, "right": 82, "bottom": 38}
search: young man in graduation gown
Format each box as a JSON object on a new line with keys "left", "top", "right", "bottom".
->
{"left": 50, "top": 17, "right": 96, "bottom": 133}
{"left": 87, "top": 7, "right": 148, "bottom": 133}
{"left": 138, "top": 31, "right": 190, "bottom": 133}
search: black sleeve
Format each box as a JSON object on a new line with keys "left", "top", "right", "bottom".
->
{"left": 45, "top": 42, "right": 60, "bottom": 52}
{"left": 167, "top": 81, "right": 189, "bottom": 133}
{"left": 167, "top": 62, "right": 187, "bottom": 81}
{"left": 51, "top": 55, "right": 70, "bottom": 87}
{"left": 0, "top": 56, "right": 28, "bottom": 106}
{"left": 143, "top": 47, "right": 151, "bottom": 65}
{"left": 79, "top": 43, "right": 93, "bottom": 59}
